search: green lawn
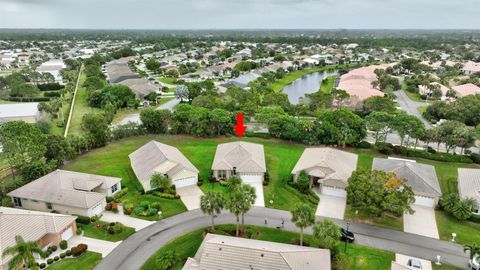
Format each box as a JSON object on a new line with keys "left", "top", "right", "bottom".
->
{"left": 68, "top": 72, "right": 102, "bottom": 135}
{"left": 79, "top": 221, "right": 135, "bottom": 242}
{"left": 63, "top": 135, "right": 315, "bottom": 213}
{"left": 436, "top": 211, "right": 480, "bottom": 245}
{"left": 45, "top": 252, "right": 102, "bottom": 270}
{"left": 0, "top": 99, "right": 16, "bottom": 104}
{"left": 141, "top": 225, "right": 394, "bottom": 270}
{"left": 403, "top": 89, "right": 426, "bottom": 102}
{"left": 344, "top": 205, "right": 403, "bottom": 231}
{"left": 319, "top": 75, "right": 337, "bottom": 93}
{"left": 157, "top": 77, "right": 177, "bottom": 85}
{"left": 158, "top": 96, "right": 175, "bottom": 104}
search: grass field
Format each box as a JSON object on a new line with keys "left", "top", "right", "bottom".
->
{"left": 319, "top": 75, "right": 337, "bottom": 93}
{"left": 0, "top": 99, "right": 16, "bottom": 104}
{"left": 157, "top": 77, "right": 177, "bottom": 85}
{"left": 141, "top": 224, "right": 395, "bottom": 270}
{"left": 45, "top": 252, "right": 102, "bottom": 270}
{"left": 436, "top": 211, "right": 480, "bottom": 245}
{"left": 68, "top": 73, "right": 102, "bottom": 135}
{"left": 79, "top": 221, "right": 136, "bottom": 242}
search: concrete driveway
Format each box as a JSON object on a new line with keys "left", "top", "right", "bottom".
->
{"left": 177, "top": 185, "right": 204, "bottom": 210}
{"left": 395, "top": 253, "right": 433, "bottom": 270}
{"left": 101, "top": 209, "right": 154, "bottom": 231}
{"left": 68, "top": 236, "right": 120, "bottom": 257}
{"left": 315, "top": 194, "right": 346, "bottom": 219}
{"left": 249, "top": 182, "right": 265, "bottom": 207}
{"left": 394, "top": 90, "right": 432, "bottom": 128}
{"left": 404, "top": 205, "right": 439, "bottom": 239}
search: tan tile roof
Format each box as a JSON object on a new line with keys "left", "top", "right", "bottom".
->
{"left": 184, "top": 234, "right": 331, "bottom": 270}
{"left": 451, "top": 83, "right": 480, "bottom": 97}
{"left": 211, "top": 142, "right": 266, "bottom": 173}
{"left": 129, "top": 141, "right": 199, "bottom": 184}
{"left": 292, "top": 148, "right": 358, "bottom": 184}
{"left": 457, "top": 168, "right": 480, "bottom": 204}
{"left": 0, "top": 207, "right": 76, "bottom": 266}
{"left": 8, "top": 170, "right": 120, "bottom": 209}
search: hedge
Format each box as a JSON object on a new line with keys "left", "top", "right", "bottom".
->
{"left": 43, "top": 91, "right": 61, "bottom": 97}
{"left": 7, "top": 97, "right": 51, "bottom": 102}
{"left": 112, "top": 188, "right": 128, "bottom": 203}
{"left": 469, "top": 214, "right": 480, "bottom": 223}
{"left": 76, "top": 215, "right": 91, "bottom": 225}
{"left": 38, "top": 83, "right": 65, "bottom": 91}
{"left": 406, "top": 149, "right": 472, "bottom": 164}
{"left": 244, "top": 131, "right": 271, "bottom": 139}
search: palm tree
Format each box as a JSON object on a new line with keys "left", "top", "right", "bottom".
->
{"left": 239, "top": 184, "right": 256, "bottom": 228}
{"left": 2, "top": 235, "right": 44, "bottom": 270}
{"left": 200, "top": 191, "right": 224, "bottom": 232}
{"left": 225, "top": 190, "right": 244, "bottom": 237}
{"left": 313, "top": 219, "right": 341, "bottom": 250}
{"left": 291, "top": 203, "right": 315, "bottom": 246}
{"left": 226, "top": 177, "right": 241, "bottom": 191}
{"left": 440, "top": 193, "right": 459, "bottom": 213}
{"left": 155, "top": 250, "right": 176, "bottom": 270}
{"left": 464, "top": 243, "right": 480, "bottom": 260}
{"left": 452, "top": 199, "right": 475, "bottom": 220}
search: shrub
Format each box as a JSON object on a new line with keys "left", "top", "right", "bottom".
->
{"left": 407, "top": 149, "right": 472, "bottom": 163}
{"left": 76, "top": 216, "right": 91, "bottom": 225}
{"left": 469, "top": 214, "right": 480, "bottom": 223}
{"left": 197, "top": 180, "right": 203, "bottom": 186}
{"left": 375, "top": 142, "right": 393, "bottom": 155}
{"left": 153, "top": 192, "right": 176, "bottom": 199}
{"left": 151, "top": 202, "right": 162, "bottom": 211}
{"left": 50, "top": 245, "right": 57, "bottom": 252}
{"left": 59, "top": 240, "right": 68, "bottom": 250}
{"left": 45, "top": 250, "right": 52, "bottom": 257}
{"left": 39, "top": 263, "right": 46, "bottom": 269}
{"left": 357, "top": 141, "right": 371, "bottom": 149}
{"left": 54, "top": 256, "right": 59, "bottom": 261}
{"left": 47, "top": 259, "right": 53, "bottom": 265}
{"left": 112, "top": 188, "right": 128, "bottom": 203}
{"left": 60, "top": 253, "right": 66, "bottom": 259}
{"left": 108, "top": 226, "right": 116, "bottom": 234}
{"left": 393, "top": 145, "right": 408, "bottom": 155}
{"left": 105, "top": 203, "right": 113, "bottom": 211}
{"left": 71, "top": 244, "right": 88, "bottom": 257}
{"left": 66, "top": 250, "right": 72, "bottom": 256}
{"left": 106, "top": 196, "right": 114, "bottom": 203}
{"left": 471, "top": 153, "right": 480, "bottom": 164}
{"left": 123, "top": 202, "right": 134, "bottom": 215}
{"left": 90, "top": 216, "right": 98, "bottom": 222}
{"left": 140, "top": 201, "right": 150, "bottom": 208}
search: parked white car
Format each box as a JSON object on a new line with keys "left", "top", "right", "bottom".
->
{"left": 470, "top": 254, "right": 480, "bottom": 270}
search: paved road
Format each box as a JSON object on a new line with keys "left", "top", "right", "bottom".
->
{"left": 116, "top": 98, "right": 181, "bottom": 125}
{"left": 94, "top": 207, "right": 469, "bottom": 270}
{"left": 394, "top": 90, "right": 432, "bottom": 128}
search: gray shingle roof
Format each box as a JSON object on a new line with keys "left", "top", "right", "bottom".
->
{"left": 211, "top": 142, "right": 266, "bottom": 173}
{"left": 183, "top": 234, "right": 331, "bottom": 270}
{"left": 129, "top": 141, "right": 199, "bottom": 185}
{"left": 7, "top": 170, "right": 120, "bottom": 208}
{"left": 457, "top": 168, "right": 480, "bottom": 204}
{"left": 372, "top": 158, "right": 442, "bottom": 198}
{"left": 105, "top": 60, "right": 139, "bottom": 84}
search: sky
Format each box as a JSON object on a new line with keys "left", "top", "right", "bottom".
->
{"left": 0, "top": 0, "right": 479, "bottom": 29}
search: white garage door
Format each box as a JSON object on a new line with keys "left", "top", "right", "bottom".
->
{"left": 414, "top": 196, "right": 435, "bottom": 208}
{"left": 322, "top": 186, "right": 347, "bottom": 198}
{"left": 90, "top": 204, "right": 103, "bottom": 217}
{"left": 61, "top": 227, "right": 73, "bottom": 241}
{"left": 240, "top": 174, "right": 262, "bottom": 184}
{"left": 174, "top": 176, "right": 197, "bottom": 188}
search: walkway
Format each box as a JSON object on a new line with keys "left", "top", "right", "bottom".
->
{"left": 94, "top": 207, "right": 469, "bottom": 270}
{"left": 100, "top": 207, "right": 154, "bottom": 231}
{"left": 394, "top": 90, "right": 431, "bottom": 128}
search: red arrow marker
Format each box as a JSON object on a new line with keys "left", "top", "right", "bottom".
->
{"left": 233, "top": 113, "right": 247, "bottom": 137}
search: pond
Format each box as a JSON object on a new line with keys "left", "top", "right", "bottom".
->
{"left": 282, "top": 70, "right": 338, "bottom": 104}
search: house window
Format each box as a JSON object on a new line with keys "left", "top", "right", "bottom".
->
{"left": 13, "top": 197, "right": 22, "bottom": 207}
{"left": 111, "top": 184, "right": 118, "bottom": 194}
{"left": 46, "top": 202, "right": 53, "bottom": 210}
{"left": 218, "top": 170, "right": 227, "bottom": 179}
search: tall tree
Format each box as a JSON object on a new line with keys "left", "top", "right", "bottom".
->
{"left": 2, "top": 236, "right": 44, "bottom": 270}
{"left": 239, "top": 184, "right": 257, "bottom": 228}
{"left": 290, "top": 203, "right": 315, "bottom": 246}
{"left": 200, "top": 191, "right": 224, "bottom": 232}
{"left": 225, "top": 190, "right": 244, "bottom": 237}
{"left": 313, "top": 219, "right": 341, "bottom": 250}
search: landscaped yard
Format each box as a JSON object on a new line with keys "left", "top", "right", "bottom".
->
{"left": 141, "top": 224, "right": 395, "bottom": 270}
{"left": 157, "top": 77, "right": 177, "bottom": 85}
{"left": 45, "top": 251, "right": 102, "bottom": 270}
{"left": 344, "top": 205, "right": 403, "bottom": 231}
{"left": 435, "top": 211, "right": 480, "bottom": 245}
{"left": 79, "top": 221, "right": 135, "bottom": 242}
{"left": 63, "top": 135, "right": 316, "bottom": 213}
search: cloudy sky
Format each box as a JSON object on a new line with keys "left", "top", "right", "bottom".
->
{"left": 0, "top": 0, "right": 479, "bottom": 29}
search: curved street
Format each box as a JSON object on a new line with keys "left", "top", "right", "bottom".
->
{"left": 94, "top": 207, "right": 469, "bottom": 270}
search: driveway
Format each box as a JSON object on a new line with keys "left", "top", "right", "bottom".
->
{"left": 176, "top": 185, "right": 204, "bottom": 210}
{"left": 315, "top": 194, "right": 346, "bottom": 219}
{"left": 249, "top": 182, "right": 265, "bottom": 207}
{"left": 101, "top": 209, "right": 154, "bottom": 231}
{"left": 404, "top": 205, "right": 439, "bottom": 239}
{"left": 395, "top": 253, "right": 432, "bottom": 270}
{"left": 68, "top": 236, "right": 120, "bottom": 257}
{"left": 394, "top": 90, "right": 432, "bottom": 128}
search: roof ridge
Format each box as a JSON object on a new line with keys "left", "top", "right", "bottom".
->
{"left": 395, "top": 162, "right": 440, "bottom": 194}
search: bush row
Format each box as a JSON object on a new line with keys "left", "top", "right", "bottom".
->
{"left": 38, "top": 83, "right": 65, "bottom": 91}
{"left": 374, "top": 143, "right": 473, "bottom": 164}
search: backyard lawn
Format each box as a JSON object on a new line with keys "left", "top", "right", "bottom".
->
{"left": 45, "top": 251, "right": 102, "bottom": 270}
{"left": 63, "top": 135, "right": 316, "bottom": 213}
{"left": 141, "top": 224, "right": 395, "bottom": 270}
{"left": 157, "top": 77, "right": 177, "bottom": 85}
{"left": 79, "top": 221, "right": 136, "bottom": 242}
